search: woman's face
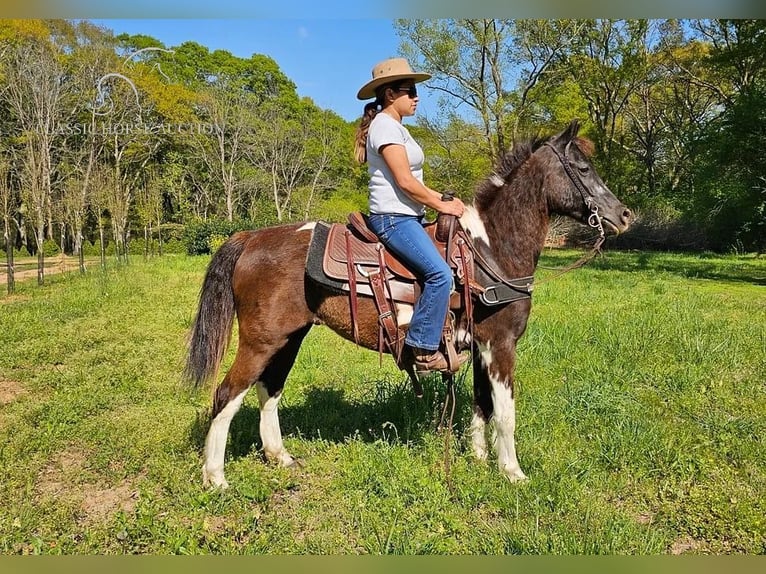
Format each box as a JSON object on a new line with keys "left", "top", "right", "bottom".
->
{"left": 387, "top": 81, "right": 419, "bottom": 118}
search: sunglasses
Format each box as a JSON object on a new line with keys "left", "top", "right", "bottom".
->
{"left": 395, "top": 85, "right": 418, "bottom": 98}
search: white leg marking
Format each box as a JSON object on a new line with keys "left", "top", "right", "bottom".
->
{"left": 479, "top": 342, "right": 527, "bottom": 482}
{"left": 470, "top": 409, "right": 488, "bottom": 462}
{"left": 255, "top": 382, "right": 295, "bottom": 467}
{"left": 203, "top": 387, "right": 249, "bottom": 489}
{"left": 297, "top": 222, "right": 317, "bottom": 232}
{"left": 395, "top": 303, "right": 414, "bottom": 328}
{"left": 459, "top": 206, "right": 490, "bottom": 247}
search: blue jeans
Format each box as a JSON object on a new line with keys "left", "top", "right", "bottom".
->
{"left": 367, "top": 214, "right": 452, "bottom": 351}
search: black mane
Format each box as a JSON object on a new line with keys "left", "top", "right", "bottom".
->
{"left": 474, "top": 136, "right": 548, "bottom": 209}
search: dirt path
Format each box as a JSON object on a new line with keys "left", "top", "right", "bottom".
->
{"left": 1, "top": 255, "right": 100, "bottom": 288}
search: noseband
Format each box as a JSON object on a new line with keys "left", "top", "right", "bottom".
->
{"left": 543, "top": 141, "right": 605, "bottom": 242}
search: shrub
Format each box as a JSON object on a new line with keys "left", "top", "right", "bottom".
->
{"left": 42, "top": 239, "right": 61, "bottom": 257}
{"left": 162, "top": 238, "right": 186, "bottom": 254}
{"left": 183, "top": 218, "right": 259, "bottom": 255}
{"left": 207, "top": 233, "right": 228, "bottom": 254}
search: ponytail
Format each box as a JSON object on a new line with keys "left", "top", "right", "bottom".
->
{"left": 355, "top": 82, "right": 403, "bottom": 163}
{"left": 354, "top": 101, "right": 380, "bottom": 164}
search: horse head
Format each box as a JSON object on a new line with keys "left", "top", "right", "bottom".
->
{"left": 543, "top": 119, "right": 632, "bottom": 235}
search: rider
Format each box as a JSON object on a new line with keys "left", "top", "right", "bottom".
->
{"left": 354, "top": 58, "right": 468, "bottom": 373}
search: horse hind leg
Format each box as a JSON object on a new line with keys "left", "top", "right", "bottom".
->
{"left": 201, "top": 325, "right": 311, "bottom": 488}
{"left": 255, "top": 325, "right": 311, "bottom": 467}
{"left": 203, "top": 370, "right": 253, "bottom": 489}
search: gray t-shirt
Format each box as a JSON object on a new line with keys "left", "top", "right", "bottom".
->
{"left": 366, "top": 113, "right": 426, "bottom": 216}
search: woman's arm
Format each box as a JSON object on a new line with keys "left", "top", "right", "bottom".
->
{"left": 380, "top": 144, "right": 465, "bottom": 217}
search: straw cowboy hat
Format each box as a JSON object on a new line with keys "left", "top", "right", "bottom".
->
{"left": 357, "top": 58, "right": 431, "bottom": 100}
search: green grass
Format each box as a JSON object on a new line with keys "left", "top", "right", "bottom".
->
{"left": 0, "top": 250, "right": 764, "bottom": 554}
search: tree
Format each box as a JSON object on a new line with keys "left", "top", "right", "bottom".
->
{"left": 397, "top": 19, "right": 583, "bottom": 160}
{"left": 192, "top": 78, "right": 255, "bottom": 222}
{"left": 3, "top": 28, "right": 68, "bottom": 284}
{"left": 397, "top": 19, "right": 515, "bottom": 160}
{"left": 0, "top": 155, "right": 17, "bottom": 293}
{"left": 59, "top": 20, "right": 118, "bottom": 272}
{"left": 688, "top": 19, "right": 766, "bottom": 251}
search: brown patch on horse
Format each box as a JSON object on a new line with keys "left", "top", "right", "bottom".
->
{"left": 574, "top": 136, "right": 595, "bottom": 157}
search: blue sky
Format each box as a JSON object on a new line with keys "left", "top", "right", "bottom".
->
{"left": 90, "top": 19, "right": 433, "bottom": 123}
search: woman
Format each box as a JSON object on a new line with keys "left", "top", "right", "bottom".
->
{"left": 354, "top": 58, "right": 468, "bottom": 373}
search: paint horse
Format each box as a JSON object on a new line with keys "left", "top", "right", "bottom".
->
{"left": 185, "top": 120, "right": 632, "bottom": 488}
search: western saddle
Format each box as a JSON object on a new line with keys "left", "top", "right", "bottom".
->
{"left": 314, "top": 211, "right": 480, "bottom": 378}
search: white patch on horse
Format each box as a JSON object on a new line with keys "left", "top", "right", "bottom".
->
{"left": 255, "top": 382, "right": 295, "bottom": 467}
{"left": 479, "top": 341, "right": 527, "bottom": 482}
{"left": 297, "top": 222, "right": 316, "bottom": 232}
{"left": 455, "top": 327, "right": 472, "bottom": 348}
{"left": 489, "top": 174, "right": 505, "bottom": 187}
{"left": 459, "top": 206, "right": 490, "bottom": 247}
{"left": 394, "top": 303, "right": 413, "bottom": 327}
{"left": 203, "top": 388, "right": 249, "bottom": 489}
{"left": 469, "top": 407, "right": 488, "bottom": 461}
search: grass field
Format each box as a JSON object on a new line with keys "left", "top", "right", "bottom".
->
{"left": 0, "top": 249, "right": 764, "bottom": 554}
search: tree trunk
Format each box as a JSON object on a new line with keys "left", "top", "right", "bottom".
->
{"left": 99, "top": 223, "right": 106, "bottom": 270}
{"left": 78, "top": 236, "right": 85, "bottom": 275}
{"left": 36, "top": 226, "right": 44, "bottom": 286}
{"left": 157, "top": 216, "right": 163, "bottom": 256}
{"left": 4, "top": 219, "right": 14, "bottom": 295}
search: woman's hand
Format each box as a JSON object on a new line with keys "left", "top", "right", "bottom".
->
{"left": 437, "top": 195, "right": 466, "bottom": 217}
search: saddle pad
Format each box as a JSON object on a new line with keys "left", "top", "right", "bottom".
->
{"left": 306, "top": 222, "right": 419, "bottom": 304}
{"left": 306, "top": 222, "right": 346, "bottom": 292}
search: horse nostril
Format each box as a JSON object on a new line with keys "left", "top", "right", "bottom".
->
{"left": 622, "top": 209, "right": 632, "bottom": 223}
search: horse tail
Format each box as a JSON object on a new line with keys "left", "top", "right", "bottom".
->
{"left": 184, "top": 232, "right": 250, "bottom": 388}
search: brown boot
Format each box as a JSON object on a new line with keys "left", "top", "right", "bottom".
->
{"left": 411, "top": 347, "right": 450, "bottom": 373}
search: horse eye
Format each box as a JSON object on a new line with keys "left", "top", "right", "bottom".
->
{"left": 577, "top": 166, "right": 590, "bottom": 175}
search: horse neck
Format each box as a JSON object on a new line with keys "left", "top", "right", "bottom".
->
{"left": 475, "top": 161, "right": 549, "bottom": 278}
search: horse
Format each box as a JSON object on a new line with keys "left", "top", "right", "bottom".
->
{"left": 184, "top": 120, "right": 632, "bottom": 488}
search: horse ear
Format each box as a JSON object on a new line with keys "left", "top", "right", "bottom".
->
{"left": 553, "top": 119, "right": 581, "bottom": 146}
{"left": 564, "top": 119, "right": 580, "bottom": 140}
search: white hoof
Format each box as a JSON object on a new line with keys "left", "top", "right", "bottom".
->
{"left": 501, "top": 465, "right": 528, "bottom": 482}
{"left": 202, "top": 465, "right": 229, "bottom": 489}
{"left": 266, "top": 450, "right": 300, "bottom": 468}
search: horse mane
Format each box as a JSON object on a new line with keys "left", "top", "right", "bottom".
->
{"left": 474, "top": 136, "right": 546, "bottom": 211}
{"left": 474, "top": 134, "right": 595, "bottom": 211}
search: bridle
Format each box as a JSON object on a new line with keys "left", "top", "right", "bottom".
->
{"left": 461, "top": 138, "right": 609, "bottom": 306}
{"left": 543, "top": 140, "right": 605, "bottom": 245}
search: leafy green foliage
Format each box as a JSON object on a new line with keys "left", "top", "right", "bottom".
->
{"left": 182, "top": 218, "right": 260, "bottom": 255}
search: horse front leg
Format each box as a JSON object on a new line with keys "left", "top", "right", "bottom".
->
{"left": 470, "top": 342, "right": 492, "bottom": 462}
{"left": 476, "top": 341, "right": 527, "bottom": 482}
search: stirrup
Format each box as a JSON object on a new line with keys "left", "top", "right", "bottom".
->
{"left": 441, "top": 311, "right": 469, "bottom": 373}
{"left": 442, "top": 340, "right": 470, "bottom": 373}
